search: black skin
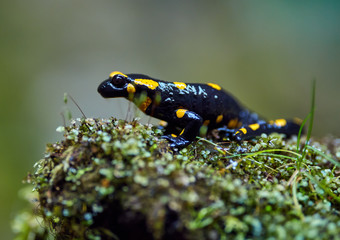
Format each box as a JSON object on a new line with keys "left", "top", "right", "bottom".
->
{"left": 98, "top": 72, "right": 302, "bottom": 149}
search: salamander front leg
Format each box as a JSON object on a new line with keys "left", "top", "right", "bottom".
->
{"left": 162, "top": 109, "right": 203, "bottom": 149}
{"left": 158, "top": 121, "right": 182, "bottom": 136}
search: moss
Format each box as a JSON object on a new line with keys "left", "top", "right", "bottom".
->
{"left": 13, "top": 118, "right": 340, "bottom": 240}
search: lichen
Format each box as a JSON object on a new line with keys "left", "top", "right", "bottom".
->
{"left": 13, "top": 118, "right": 340, "bottom": 240}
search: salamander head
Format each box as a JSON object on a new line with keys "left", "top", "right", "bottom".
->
{"left": 97, "top": 71, "right": 131, "bottom": 98}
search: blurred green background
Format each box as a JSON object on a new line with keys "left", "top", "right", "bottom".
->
{"left": 1, "top": 1, "right": 339, "bottom": 238}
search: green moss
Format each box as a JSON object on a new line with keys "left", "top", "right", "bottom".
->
{"left": 13, "top": 118, "right": 340, "bottom": 240}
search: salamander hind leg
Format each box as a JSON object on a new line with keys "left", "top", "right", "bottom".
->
{"left": 232, "top": 118, "right": 303, "bottom": 141}
{"left": 161, "top": 109, "right": 203, "bottom": 149}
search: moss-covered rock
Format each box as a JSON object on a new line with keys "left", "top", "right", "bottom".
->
{"left": 13, "top": 118, "right": 340, "bottom": 240}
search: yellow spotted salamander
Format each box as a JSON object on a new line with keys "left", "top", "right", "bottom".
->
{"left": 98, "top": 71, "right": 302, "bottom": 149}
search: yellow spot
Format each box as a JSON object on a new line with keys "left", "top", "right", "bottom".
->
{"left": 207, "top": 83, "right": 222, "bottom": 91}
{"left": 127, "top": 83, "right": 136, "bottom": 93}
{"left": 159, "top": 120, "right": 167, "bottom": 127}
{"left": 109, "top": 71, "right": 127, "bottom": 78}
{"left": 203, "top": 120, "right": 210, "bottom": 126}
{"left": 274, "top": 119, "right": 287, "bottom": 127}
{"left": 171, "top": 134, "right": 177, "bottom": 137}
{"left": 134, "top": 79, "right": 159, "bottom": 90}
{"left": 176, "top": 109, "right": 187, "bottom": 118}
{"left": 138, "top": 97, "right": 152, "bottom": 112}
{"left": 173, "top": 82, "right": 187, "bottom": 89}
{"left": 239, "top": 128, "right": 247, "bottom": 134}
{"left": 216, "top": 114, "right": 223, "bottom": 123}
{"left": 227, "top": 118, "right": 239, "bottom": 129}
{"left": 249, "top": 123, "right": 260, "bottom": 131}
{"left": 179, "top": 129, "right": 185, "bottom": 135}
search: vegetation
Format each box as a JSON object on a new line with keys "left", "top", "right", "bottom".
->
{"left": 12, "top": 116, "right": 340, "bottom": 240}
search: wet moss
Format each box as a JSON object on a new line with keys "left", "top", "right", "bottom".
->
{"left": 13, "top": 118, "right": 340, "bottom": 239}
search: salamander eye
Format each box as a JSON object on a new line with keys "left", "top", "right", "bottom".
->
{"left": 111, "top": 74, "right": 126, "bottom": 87}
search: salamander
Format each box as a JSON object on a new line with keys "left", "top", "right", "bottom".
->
{"left": 98, "top": 71, "right": 303, "bottom": 149}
